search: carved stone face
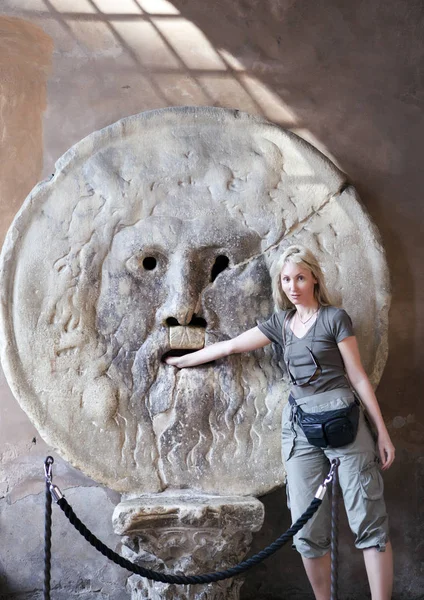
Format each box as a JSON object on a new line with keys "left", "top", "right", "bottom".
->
{"left": 0, "top": 108, "right": 390, "bottom": 494}
{"left": 97, "top": 213, "right": 263, "bottom": 354}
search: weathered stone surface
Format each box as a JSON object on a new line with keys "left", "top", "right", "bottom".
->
{"left": 113, "top": 493, "right": 264, "bottom": 600}
{"left": 0, "top": 107, "right": 390, "bottom": 495}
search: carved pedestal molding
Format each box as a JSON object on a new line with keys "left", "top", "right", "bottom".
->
{"left": 112, "top": 494, "right": 264, "bottom": 600}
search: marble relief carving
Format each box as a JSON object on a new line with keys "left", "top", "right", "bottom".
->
{"left": 0, "top": 107, "right": 390, "bottom": 496}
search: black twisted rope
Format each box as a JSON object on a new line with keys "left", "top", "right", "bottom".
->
{"left": 43, "top": 458, "right": 53, "bottom": 600}
{"left": 330, "top": 458, "right": 340, "bottom": 600}
{"left": 56, "top": 495, "right": 323, "bottom": 585}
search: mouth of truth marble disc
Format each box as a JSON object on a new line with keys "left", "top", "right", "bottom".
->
{"left": 0, "top": 107, "right": 390, "bottom": 494}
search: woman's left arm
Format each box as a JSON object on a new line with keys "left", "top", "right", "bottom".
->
{"left": 338, "top": 336, "right": 395, "bottom": 470}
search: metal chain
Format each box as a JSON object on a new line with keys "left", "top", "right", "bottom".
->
{"left": 330, "top": 457, "right": 340, "bottom": 600}
{"left": 43, "top": 457, "right": 54, "bottom": 600}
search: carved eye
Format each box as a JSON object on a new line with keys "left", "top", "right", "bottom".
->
{"left": 211, "top": 255, "right": 229, "bottom": 282}
{"left": 143, "top": 256, "right": 157, "bottom": 270}
{"left": 125, "top": 253, "right": 161, "bottom": 276}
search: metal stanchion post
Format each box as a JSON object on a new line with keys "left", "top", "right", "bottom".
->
{"left": 330, "top": 458, "right": 340, "bottom": 600}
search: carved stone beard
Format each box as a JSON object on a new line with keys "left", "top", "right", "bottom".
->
{"left": 104, "top": 327, "right": 284, "bottom": 492}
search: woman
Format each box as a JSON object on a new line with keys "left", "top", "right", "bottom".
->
{"left": 165, "top": 245, "right": 394, "bottom": 600}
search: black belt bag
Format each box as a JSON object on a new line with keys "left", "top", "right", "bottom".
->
{"left": 289, "top": 394, "right": 360, "bottom": 448}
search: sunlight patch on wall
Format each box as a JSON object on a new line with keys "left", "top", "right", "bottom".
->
{"left": 240, "top": 75, "right": 297, "bottom": 125}
{"left": 9, "top": 0, "right": 46, "bottom": 9}
{"left": 196, "top": 76, "right": 260, "bottom": 113}
{"left": 111, "top": 20, "right": 181, "bottom": 68}
{"left": 48, "top": 0, "right": 97, "bottom": 13}
{"left": 138, "top": 0, "right": 180, "bottom": 14}
{"left": 153, "top": 18, "right": 227, "bottom": 70}
{"left": 217, "top": 49, "right": 245, "bottom": 72}
{"left": 91, "top": 0, "right": 143, "bottom": 14}
{"left": 152, "top": 74, "right": 211, "bottom": 104}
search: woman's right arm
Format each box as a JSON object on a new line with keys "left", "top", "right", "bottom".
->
{"left": 164, "top": 326, "right": 271, "bottom": 368}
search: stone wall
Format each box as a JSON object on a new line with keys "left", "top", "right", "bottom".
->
{"left": 0, "top": 1, "right": 423, "bottom": 598}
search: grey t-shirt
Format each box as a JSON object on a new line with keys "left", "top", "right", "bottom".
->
{"left": 258, "top": 306, "right": 354, "bottom": 400}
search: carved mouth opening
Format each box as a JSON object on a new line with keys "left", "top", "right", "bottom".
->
{"left": 161, "top": 349, "right": 199, "bottom": 362}
{"left": 166, "top": 316, "right": 207, "bottom": 328}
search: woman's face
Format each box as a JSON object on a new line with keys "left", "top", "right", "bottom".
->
{"left": 280, "top": 261, "right": 317, "bottom": 306}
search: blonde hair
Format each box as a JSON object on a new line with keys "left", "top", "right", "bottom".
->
{"left": 271, "top": 245, "right": 332, "bottom": 309}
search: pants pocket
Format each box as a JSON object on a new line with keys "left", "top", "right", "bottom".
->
{"left": 282, "top": 431, "right": 295, "bottom": 462}
{"left": 285, "top": 477, "right": 291, "bottom": 510}
{"left": 281, "top": 403, "right": 295, "bottom": 461}
{"left": 359, "top": 460, "right": 384, "bottom": 500}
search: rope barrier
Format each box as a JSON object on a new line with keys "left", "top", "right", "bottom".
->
{"left": 58, "top": 495, "right": 322, "bottom": 584}
{"left": 43, "top": 456, "right": 339, "bottom": 593}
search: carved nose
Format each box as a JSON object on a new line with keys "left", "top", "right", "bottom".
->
{"left": 157, "top": 273, "right": 196, "bottom": 325}
{"left": 158, "top": 256, "right": 208, "bottom": 328}
{"left": 159, "top": 287, "right": 207, "bottom": 328}
{"left": 164, "top": 305, "right": 198, "bottom": 327}
{"left": 166, "top": 308, "right": 194, "bottom": 327}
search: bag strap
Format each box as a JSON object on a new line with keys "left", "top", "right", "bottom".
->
{"left": 282, "top": 310, "right": 296, "bottom": 408}
{"left": 282, "top": 309, "right": 295, "bottom": 348}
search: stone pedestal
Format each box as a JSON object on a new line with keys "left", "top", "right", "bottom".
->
{"left": 112, "top": 493, "right": 264, "bottom": 600}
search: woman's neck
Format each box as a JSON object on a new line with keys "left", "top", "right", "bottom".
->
{"left": 295, "top": 303, "right": 320, "bottom": 321}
